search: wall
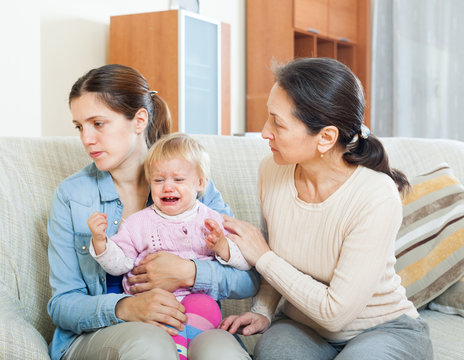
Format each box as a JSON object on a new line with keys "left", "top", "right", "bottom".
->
{"left": 0, "top": 1, "right": 41, "bottom": 137}
{"left": 0, "top": 0, "right": 246, "bottom": 137}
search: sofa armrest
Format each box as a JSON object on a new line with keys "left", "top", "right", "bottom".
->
{"left": 0, "top": 286, "right": 50, "bottom": 360}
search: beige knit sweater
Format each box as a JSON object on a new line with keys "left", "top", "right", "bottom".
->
{"left": 251, "top": 155, "right": 418, "bottom": 341}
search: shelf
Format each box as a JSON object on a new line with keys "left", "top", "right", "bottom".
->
{"left": 294, "top": 33, "right": 316, "bottom": 58}
{"left": 337, "top": 42, "right": 356, "bottom": 69}
{"left": 246, "top": 0, "right": 371, "bottom": 131}
{"left": 317, "top": 38, "right": 336, "bottom": 58}
{"left": 294, "top": 31, "right": 355, "bottom": 71}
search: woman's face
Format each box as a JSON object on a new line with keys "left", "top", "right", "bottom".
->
{"left": 70, "top": 92, "right": 142, "bottom": 172}
{"left": 261, "top": 83, "right": 318, "bottom": 165}
{"left": 149, "top": 158, "right": 204, "bottom": 216}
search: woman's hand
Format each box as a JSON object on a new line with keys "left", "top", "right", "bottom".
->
{"left": 219, "top": 312, "right": 270, "bottom": 336}
{"left": 129, "top": 252, "right": 196, "bottom": 294}
{"left": 222, "top": 215, "right": 271, "bottom": 266}
{"left": 115, "top": 288, "right": 187, "bottom": 336}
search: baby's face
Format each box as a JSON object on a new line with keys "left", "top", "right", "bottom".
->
{"left": 150, "top": 158, "right": 204, "bottom": 216}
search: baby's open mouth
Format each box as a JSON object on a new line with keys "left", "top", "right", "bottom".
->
{"left": 161, "top": 197, "right": 179, "bottom": 203}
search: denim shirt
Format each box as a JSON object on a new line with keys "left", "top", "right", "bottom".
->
{"left": 47, "top": 163, "right": 259, "bottom": 360}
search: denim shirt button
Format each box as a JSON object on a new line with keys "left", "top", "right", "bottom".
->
{"left": 114, "top": 220, "right": 118, "bottom": 225}
{"left": 117, "top": 200, "right": 121, "bottom": 205}
{"left": 110, "top": 320, "right": 115, "bottom": 325}
{"left": 101, "top": 277, "right": 105, "bottom": 282}
{"left": 81, "top": 245, "right": 87, "bottom": 251}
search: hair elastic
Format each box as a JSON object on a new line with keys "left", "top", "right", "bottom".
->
{"left": 149, "top": 90, "right": 158, "bottom": 98}
{"left": 360, "top": 124, "right": 370, "bottom": 139}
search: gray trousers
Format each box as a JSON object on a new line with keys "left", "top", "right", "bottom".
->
{"left": 254, "top": 314, "right": 433, "bottom": 360}
{"left": 63, "top": 322, "right": 251, "bottom": 360}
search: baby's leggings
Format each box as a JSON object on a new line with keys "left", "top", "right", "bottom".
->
{"left": 172, "top": 293, "right": 222, "bottom": 360}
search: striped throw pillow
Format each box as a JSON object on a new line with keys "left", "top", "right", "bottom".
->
{"left": 395, "top": 163, "right": 464, "bottom": 308}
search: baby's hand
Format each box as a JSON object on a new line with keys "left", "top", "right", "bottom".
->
{"left": 204, "top": 218, "right": 230, "bottom": 261}
{"left": 88, "top": 212, "right": 108, "bottom": 245}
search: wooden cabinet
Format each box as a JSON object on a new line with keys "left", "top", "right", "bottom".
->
{"left": 110, "top": 10, "right": 231, "bottom": 135}
{"left": 294, "top": 0, "right": 329, "bottom": 36}
{"left": 246, "top": 0, "right": 371, "bottom": 132}
{"left": 328, "top": 0, "right": 358, "bottom": 42}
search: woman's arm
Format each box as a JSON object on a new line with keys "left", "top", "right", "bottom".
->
{"left": 227, "top": 196, "right": 404, "bottom": 333}
{"left": 192, "top": 259, "right": 259, "bottom": 300}
{"left": 47, "top": 187, "right": 128, "bottom": 334}
{"left": 129, "top": 251, "right": 259, "bottom": 300}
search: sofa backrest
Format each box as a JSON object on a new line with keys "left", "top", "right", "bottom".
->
{"left": 0, "top": 137, "right": 90, "bottom": 343}
{"left": 382, "top": 137, "right": 464, "bottom": 182}
{"left": 194, "top": 135, "right": 270, "bottom": 226}
{"left": 2, "top": 134, "right": 464, "bottom": 345}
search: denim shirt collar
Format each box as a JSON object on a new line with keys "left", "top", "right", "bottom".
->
{"left": 95, "top": 167, "right": 120, "bottom": 202}
{"left": 95, "top": 164, "right": 153, "bottom": 205}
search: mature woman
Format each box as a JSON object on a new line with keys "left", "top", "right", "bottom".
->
{"left": 47, "top": 64, "right": 257, "bottom": 360}
{"left": 220, "top": 58, "right": 433, "bottom": 359}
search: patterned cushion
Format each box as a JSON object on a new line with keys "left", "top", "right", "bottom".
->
{"left": 395, "top": 163, "right": 464, "bottom": 308}
{"left": 429, "top": 275, "right": 464, "bottom": 317}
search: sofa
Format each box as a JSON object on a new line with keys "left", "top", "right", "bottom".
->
{"left": 1, "top": 135, "right": 464, "bottom": 359}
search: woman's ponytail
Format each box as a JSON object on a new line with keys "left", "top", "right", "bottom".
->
{"left": 343, "top": 134, "right": 410, "bottom": 195}
{"left": 146, "top": 92, "right": 171, "bottom": 148}
{"left": 274, "top": 57, "right": 410, "bottom": 195}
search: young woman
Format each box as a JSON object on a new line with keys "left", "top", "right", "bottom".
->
{"left": 88, "top": 132, "right": 251, "bottom": 360}
{"left": 47, "top": 64, "right": 257, "bottom": 360}
{"left": 220, "top": 58, "right": 433, "bottom": 360}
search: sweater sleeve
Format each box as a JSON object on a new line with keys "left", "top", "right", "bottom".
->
{"left": 255, "top": 195, "right": 403, "bottom": 333}
{"left": 215, "top": 237, "right": 251, "bottom": 270}
{"left": 89, "top": 237, "right": 135, "bottom": 275}
{"left": 249, "top": 156, "right": 281, "bottom": 320}
{"left": 250, "top": 277, "right": 282, "bottom": 323}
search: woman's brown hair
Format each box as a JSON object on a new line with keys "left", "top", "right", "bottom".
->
{"left": 69, "top": 64, "right": 171, "bottom": 147}
{"left": 274, "top": 57, "right": 409, "bottom": 194}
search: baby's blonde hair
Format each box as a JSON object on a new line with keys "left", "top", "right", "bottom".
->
{"left": 144, "top": 133, "right": 211, "bottom": 197}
